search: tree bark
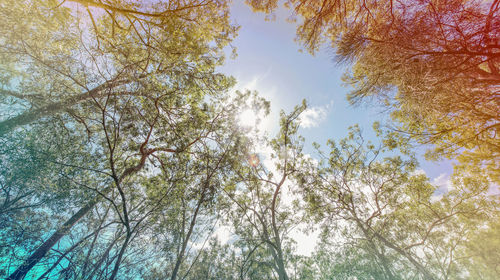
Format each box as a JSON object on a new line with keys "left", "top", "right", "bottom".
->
{"left": 109, "top": 232, "right": 131, "bottom": 280}
{"left": 170, "top": 190, "right": 205, "bottom": 280}
{"left": 0, "top": 78, "right": 135, "bottom": 136}
{"left": 6, "top": 198, "right": 99, "bottom": 280}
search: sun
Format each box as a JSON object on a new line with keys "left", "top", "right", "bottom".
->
{"left": 238, "top": 109, "right": 258, "bottom": 128}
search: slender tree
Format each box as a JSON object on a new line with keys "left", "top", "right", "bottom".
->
{"left": 301, "top": 124, "right": 498, "bottom": 279}
{"left": 226, "top": 102, "right": 310, "bottom": 280}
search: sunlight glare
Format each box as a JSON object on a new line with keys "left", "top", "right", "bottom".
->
{"left": 238, "top": 109, "right": 258, "bottom": 128}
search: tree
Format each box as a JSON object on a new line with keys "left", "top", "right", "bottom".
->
{"left": 245, "top": 0, "right": 500, "bottom": 182}
{"left": 0, "top": 0, "right": 237, "bottom": 136}
{"left": 1, "top": 0, "right": 241, "bottom": 278}
{"left": 459, "top": 215, "right": 500, "bottom": 280}
{"left": 139, "top": 95, "right": 252, "bottom": 280}
{"left": 301, "top": 124, "right": 498, "bottom": 279}
{"left": 225, "top": 102, "right": 309, "bottom": 280}
{"left": 4, "top": 82, "right": 255, "bottom": 279}
{"left": 0, "top": 118, "right": 107, "bottom": 280}
{"left": 161, "top": 238, "right": 240, "bottom": 280}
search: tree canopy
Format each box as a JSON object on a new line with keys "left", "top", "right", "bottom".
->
{"left": 1, "top": 0, "right": 498, "bottom": 279}
{"left": 246, "top": 0, "right": 500, "bottom": 182}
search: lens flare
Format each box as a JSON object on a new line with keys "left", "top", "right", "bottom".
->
{"left": 247, "top": 154, "right": 260, "bottom": 167}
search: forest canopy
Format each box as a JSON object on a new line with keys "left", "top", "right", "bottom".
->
{"left": 0, "top": 0, "right": 498, "bottom": 279}
{"left": 247, "top": 0, "right": 500, "bottom": 183}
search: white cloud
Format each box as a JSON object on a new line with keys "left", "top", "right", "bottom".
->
{"left": 430, "top": 173, "right": 452, "bottom": 202}
{"left": 411, "top": 169, "right": 453, "bottom": 202}
{"left": 412, "top": 169, "right": 427, "bottom": 176}
{"left": 232, "top": 68, "right": 273, "bottom": 94}
{"left": 432, "top": 173, "right": 452, "bottom": 194}
{"left": 299, "top": 102, "right": 333, "bottom": 128}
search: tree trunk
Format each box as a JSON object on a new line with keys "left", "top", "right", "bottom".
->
{"left": 109, "top": 232, "right": 131, "bottom": 280}
{"left": 0, "top": 77, "right": 134, "bottom": 136}
{"left": 170, "top": 191, "right": 204, "bottom": 280}
{"left": 6, "top": 197, "right": 100, "bottom": 280}
{"left": 274, "top": 244, "right": 288, "bottom": 280}
{"left": 271, "top": 174, "right": 289, "bottom": 280}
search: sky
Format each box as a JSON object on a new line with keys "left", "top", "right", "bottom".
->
{"left": 217, "top": 0, "right": 455, "bottom": 256}
{"left": 220, "top": 1, "right": 454, "bottom": 179}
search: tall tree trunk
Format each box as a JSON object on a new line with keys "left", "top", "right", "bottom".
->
{"left": 170, "top": 191, "right": 205, "bottom": 280}
{"left": 0, "top": 77, "right": 134, "bottom": 136}
{"left": 0, "top": 103, "right": 66, "bottom": 137}
{"left": 275, "top": 249, "right": 288, "bottom": 280}
{"left": 6, "top": 195, "right": 101, "bottom": 280}
{"left": 109, "top": 232, "right": 131, "bottom": 280}
{"left": 84, "top": 230, "right": 122, "bottom": 280}
{"left": 271, "top": 174, "right": 289, "bottom": 280}
{"left": 35, "top": 222, "right": 110, "bottom": 280}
